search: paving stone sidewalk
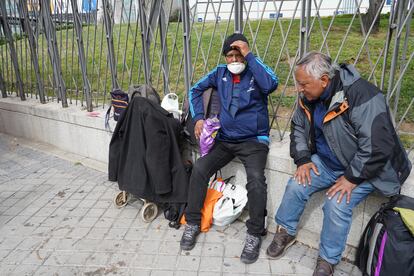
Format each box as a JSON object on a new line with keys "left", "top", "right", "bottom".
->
{"left": 0, "top": 133, "right": 362, "bottom": 276}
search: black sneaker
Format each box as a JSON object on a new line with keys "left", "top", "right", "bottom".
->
{"left": 240, "top": 233, "right": 262, "bottom": 264}
{"left": 180, "top": 224, "right": 200, "bottom": 251}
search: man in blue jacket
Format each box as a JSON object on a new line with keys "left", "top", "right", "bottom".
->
{"left": 180, "top": 33, "right": 278, "bottom": 264}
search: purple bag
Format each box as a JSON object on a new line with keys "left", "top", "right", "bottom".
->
{"left": 199, "top": 117, "right": 221, "bottom": 157}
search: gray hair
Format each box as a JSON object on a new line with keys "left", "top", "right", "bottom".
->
{"left": 296, "top": 51, "right": 339, "bottom": 79}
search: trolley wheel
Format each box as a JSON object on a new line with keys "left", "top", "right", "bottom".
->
{"left": 114, "top": 191, "right": 128, "bottom": 208}
{"left": 141, "top": 202, "right": 158, "bottom": 222}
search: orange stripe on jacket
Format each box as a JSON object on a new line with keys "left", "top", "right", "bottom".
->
{"left": 299, "top": 99, "right": 311, "bottom": 122}
{"left": 323, "top": 101, "right": 349, "bottom": 123}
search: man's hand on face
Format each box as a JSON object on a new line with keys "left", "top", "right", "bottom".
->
{"left": 194, "top": 119, "right": 204, "bottom": 140}
{"left": 326, "top": 175, "right": 357, "bottom": 204}
{"left": 294, "top": 162, "right": 320, "bottom": 186}
{"left": 230, "top": 40, "right": 250, "bottom": 57}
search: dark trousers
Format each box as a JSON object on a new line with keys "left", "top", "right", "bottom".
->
{"left": 185, "top": 140, "right": 269, "bottom": 236}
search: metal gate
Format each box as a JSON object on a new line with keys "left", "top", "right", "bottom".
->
{"left": 0, "top": 0, "right": 412, "bottom": 151}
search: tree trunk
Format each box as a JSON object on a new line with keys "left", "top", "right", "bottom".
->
{"left": 362, "top": 0, "right": 383, "bottom": 33}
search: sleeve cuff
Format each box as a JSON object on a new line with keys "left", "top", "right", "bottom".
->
{"left": 295, "top": 156, "right": 312, "bottom": 167}
{"left": 245, "top": 52, "right": 255, "bottom": 62}
{"left": 344, "top": 172, "right": 365, "bottom": 185}
{"left": 192, "top": 114, "right": 204, "bottom": 122}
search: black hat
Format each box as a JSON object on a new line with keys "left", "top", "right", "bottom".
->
{"left": 222, "top": 33, "right": 249, "bottom": 56}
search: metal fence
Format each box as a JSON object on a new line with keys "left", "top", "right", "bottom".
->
{"left": 0, "top": 0, "right": 413, "bottom": 151}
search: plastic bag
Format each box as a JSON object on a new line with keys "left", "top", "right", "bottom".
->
{"left": 161, "top": 93, "right": 181, "bottom": 119}
{"left": 199, "top": 116, "right": 220, "bottom": 157}
{"left": 181, "top": 174, "right": 226, "bottom": 232}
{"left": 213, "top": 182, "right": 247, "bottom": 227}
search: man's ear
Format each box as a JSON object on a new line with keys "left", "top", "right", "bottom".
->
{"left": 320, "top": 74, "right": 330, "bottom": 88}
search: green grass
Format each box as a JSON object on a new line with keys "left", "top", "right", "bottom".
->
{"left": 1, "top": 14, "right": 413, "bottom": 127}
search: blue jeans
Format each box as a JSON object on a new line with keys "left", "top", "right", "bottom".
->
{"left": 275, "top": 154, "right": 375, "bottom": 264}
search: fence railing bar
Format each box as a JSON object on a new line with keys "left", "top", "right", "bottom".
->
{"left": 18, "top": 0, "right": 45, "bottom": 103}
{"left": 234, "top": 0, "right": 243, "bottom": 32}
{"left": 128, "top": 5, "right": 142, "bottom": 89}
{"left": 396, "top": 0, "right": 414, "bottom": 38}
{"left": 70, "top": 0, "right": 93, "bottom": 111}
{"left": 190, "top": 0, "right": 211, "bottom": 84}
{"left": 396, "top": 97, "right": 413, "bottom": 131}
{"left": 311, "top": 0, "right": 331, "bottom": 56}
{"left": 0, "top": 0, "right": 25, "bottom": 100}
{"left": 91, "top": 0, "right": 103, "bottom": 107}
{"left": 85, "top": 3, "right": 93, "bottom": 73}
{"left": 0, "top": 68, "right": 6, "bottom": 97}
{"left": 250, "top": 0, "right": 268, "bottom": 59}
{"left": 274, "top": 0, "right": 299, "bottom": 72}
{"left": 138, "top": 0, "right": 152, "bottom": 85}
{"left": 166, "top": 7, "right": 181, "bottom": 90}
{"left": 368, "top": 46, "right": 384, "bottom": 81}
{"left": 12, "top": 0, "right": 26, "bottom": 96}
{"left": 262, "top": 0, "right": 284, "bottom": 61}
{"left": 5, "top": 0, "right": 17, "bottom": 94}
{"left": 146, "top": 0, "right": 164, "bottom": 88}
{"left": 353, "top": 0, "right": 378, "bottom": 86}
{"left": 103, "top": 0, "right": 119, "bottom": 89}
{"left": 69, "top": 13, "right": 79, "bottom": 103}
{"left": 334, "top": 0, "right": 363, "bottom": 63}
{"left": 58, "top": 0, "right": 64, "bottom": 69}
{"left": 148, "top": 1, "right": 164, "bottom": 86}
{"left": 181, "top": 0, "right": 193, "bottom": 103}
{"left": 242, "top": 1, "right": 261, "bottom": 57}
{"left": 97, "top": 12, "right": 108, "bottom": 106}
{"left": 242, "top": 0, "right": 253, "bottom": 33}
{"left": 156, "top": 0, "right": 173, "bottom": 95}
{"left": 148, "top": 2, "right": 171, "bottom": 92}
{"left": 114, "top": 0, "right": 126, "bottom": 70}
{"left": 380, "top": 0, "right": 396, "bottom": 91}
{"left": 215, "top": 1, "right": 233, "bottom": 67}
{"left": 393, "top": 0, "right": 413, "bottom": 119}
{"left": 353, "top": 0, "right": 385, "bottom": 66}
{"left": 386, "top": 0, "right": 406, "bottom": 103}
{"left": 318, "top": 0, "right": 342, "bottom": 53}
{"left": 299, "top": 0, "right": 307, "bottom": 58}
{"left": 387, "top": 50, "right": 414, "bottom": 103}
{"left": 63, "top": 0, "right": 70, "bottom": 102}
{"left": 0, "top": 31, "right": 6, "bottom": 95}
{"left": 156, "top": 0, "right": 170, "bottom": 92}
{"left": 270, "top": 49, "right": 299, "bottom": 139}
{"left": 203, "top": 0, "right": 224, "bottom": 76}
{"left": 120, "top": 0, "right": 135, "bottom": 88}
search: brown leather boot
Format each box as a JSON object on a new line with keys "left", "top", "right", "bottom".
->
{"left": 266, "top": 225, "right": 296, "bottom": 259}
{"left": 312, "top": 256, "right": 334, "bottom": 276}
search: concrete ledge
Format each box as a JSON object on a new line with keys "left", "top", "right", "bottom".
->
{"left": 0, "top": 96, "right": 114, "bottom": 163}
{"left": 0, "top": 96, "right": 412, "bottom": 256}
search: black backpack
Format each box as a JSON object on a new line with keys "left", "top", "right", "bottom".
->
{"left": 355, "top": 194, "right": 414, "bottom": 276}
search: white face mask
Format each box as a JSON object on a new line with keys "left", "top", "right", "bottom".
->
{"left": 227, "top": 62, "right": 246, "bottom": 75}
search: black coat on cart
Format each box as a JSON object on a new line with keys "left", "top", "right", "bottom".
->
{"left": 108, "top": 95, "right": 189, "bottom": 203}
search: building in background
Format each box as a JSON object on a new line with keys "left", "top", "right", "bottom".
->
{"left": 190, "top": 0, "right": 393, "bottom": 22}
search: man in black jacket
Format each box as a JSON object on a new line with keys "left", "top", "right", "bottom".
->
{"left": 266, "top": 51, "right": 411, "bottom": 276}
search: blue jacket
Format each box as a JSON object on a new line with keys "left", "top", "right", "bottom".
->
{"left": 189, "top": 52, "right": 278, "bottom": 142}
